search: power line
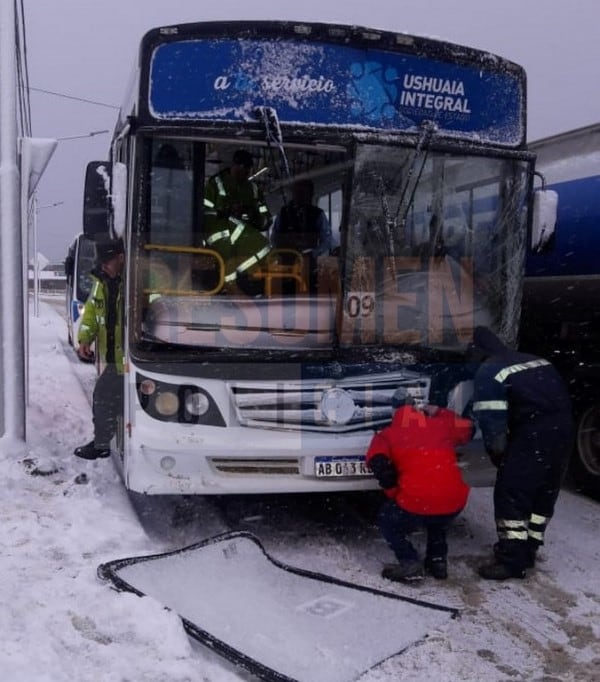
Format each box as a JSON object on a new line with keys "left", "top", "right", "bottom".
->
{"left": 29, "top": 86, "right": 120, "bottom": 110}
{"left": 15, "top": 0, "right": 32, "bottom": 136}
{"left": 56, "top": 130, "right": 109, "bottom": 141}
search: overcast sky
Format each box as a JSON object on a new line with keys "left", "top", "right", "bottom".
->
{"left": 24, "top": 0, "right": 600, "bottom": 262}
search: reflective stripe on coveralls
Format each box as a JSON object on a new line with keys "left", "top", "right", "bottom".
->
{"left": 473, "top": 400, "right": 508, "bottom": 411}
{"left": 215, "top": 176, "right": 227, "bottom": 196}
{"left": 206, "top": 230, "right": 230, "bottom": 245}
{"left": 527, "top": 512, "right": 550, "bottom": 543}
{"left": 494, "top": 359, "right": 551, "bottom": 384}
{"left": 230, "top": 221, "right": 246, "bottom": 244}
{"left": 203, "top": 198, "right": 217, "bottom": 215}
{"left": 236, "top": 245, "right": 271, "bottom": 276}
{"left": 496, "top": 518, "right": 528, "bottom": 541}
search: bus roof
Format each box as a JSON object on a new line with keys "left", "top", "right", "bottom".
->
{"left": 120, "top": 20, "right": 526, "bottom": 148}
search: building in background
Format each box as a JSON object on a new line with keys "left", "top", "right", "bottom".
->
{"left": 28, "top": 259, "right": 66, "bottom": 294}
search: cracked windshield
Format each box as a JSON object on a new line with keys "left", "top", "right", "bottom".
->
{"left": 134, "top": 137, "right": 528, "bottom": 355}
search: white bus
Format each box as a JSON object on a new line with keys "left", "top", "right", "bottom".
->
{"left": 82, "top": 20, "right": 551, "bottom": 496}
{"left": 64, "top": 232, "right": 95, "bottom": 354}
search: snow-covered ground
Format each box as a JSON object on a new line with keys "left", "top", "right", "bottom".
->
{"left": 1, "top": 298, "right": 599, "bottom": 682}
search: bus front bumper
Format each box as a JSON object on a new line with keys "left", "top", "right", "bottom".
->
{"left": 124, "top": 422, "right": 381, "bottom": 495}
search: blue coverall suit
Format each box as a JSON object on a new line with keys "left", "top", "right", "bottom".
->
{"left": 471, "top": 326, "right": 574, "bottom": 573}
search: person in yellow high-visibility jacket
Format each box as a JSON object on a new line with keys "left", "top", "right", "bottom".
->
{"left": 203, "top": 149, "right": 272, "bottom": 290}
{"left": 74, "top": 238, "right": 125, "bottom": 461}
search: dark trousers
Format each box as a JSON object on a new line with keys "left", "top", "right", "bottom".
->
{"left": 494, "top": 415, "right": 573, "bottom": 569}
{"left": 93, "top": 364, "right": 124, "bottom": 449}
{"left": 378, "top": 498, "right": 460, "bottom": 563}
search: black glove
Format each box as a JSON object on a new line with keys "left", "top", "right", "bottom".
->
{"left": 486, "top": 433, "right": 507, "bottom": 468}
{"left": 368, "top": 454, "right": 398, "bottom": 489}
{"left": 489, "top": 451, "right": 505, "bottom": 468}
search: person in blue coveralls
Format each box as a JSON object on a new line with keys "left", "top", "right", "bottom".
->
{"left": 469, "top": 326, "right": 574, "bottom": 580}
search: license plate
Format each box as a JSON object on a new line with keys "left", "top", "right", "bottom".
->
{"left": 314, "top": 456, "right": 371, "bottom": 478}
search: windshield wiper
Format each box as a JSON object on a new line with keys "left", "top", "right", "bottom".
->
{"left": 393, "top": 120, "right": 438, "bottom": 227}
{"left": 374, "top": 120, "right": 438, "bottom": 261}
{"left": 255, "top": 106, "right": 291, "bottom": 206}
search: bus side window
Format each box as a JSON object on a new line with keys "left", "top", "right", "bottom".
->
{"left": 150, "top": 141, "right": 194, "bottom": 246}
{"left": 318, "top": 188, "right": 343, "bottom": 253}
{"left": 65, "top": 254, "right": 74, "bottom": 279}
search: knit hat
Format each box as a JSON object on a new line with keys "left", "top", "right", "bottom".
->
{"left": 391, "top": 387, "right": 415, "bottom": 408}
{"left": 96, "top": 238, "right": 124, "bottom": 263}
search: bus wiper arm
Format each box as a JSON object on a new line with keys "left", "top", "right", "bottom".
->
{"left": 256, "top": 106, "right": 291, "bottom": 178}
{"left": 371, "top": 121, "right": 437, "bottom": 269}
{"left": 393, "top": 120, "right": 438, "bottom": 226}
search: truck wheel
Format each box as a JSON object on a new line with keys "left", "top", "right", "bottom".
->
{"left": 572, "top": 404, "right": 600, "bottom": 500}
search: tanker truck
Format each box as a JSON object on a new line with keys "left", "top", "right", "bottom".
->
{"left": 522, "top": 122, "right": 600, "bottom": 499}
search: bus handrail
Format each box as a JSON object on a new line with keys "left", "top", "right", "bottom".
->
{"left": 251, "top": 248, "right": 308, "bottom": 297}
{"left": 143, "top": 243, "right": 225, "bottom": 296}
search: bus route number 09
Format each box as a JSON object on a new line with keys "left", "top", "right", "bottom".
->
{"left": 345, "top": 292, "right": 376, "bottom": 318}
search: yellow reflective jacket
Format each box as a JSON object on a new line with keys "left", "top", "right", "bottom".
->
{"left": 78, "top": 271, "right": 124, "bottom": 372}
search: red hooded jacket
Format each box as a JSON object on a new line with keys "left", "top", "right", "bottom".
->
{"left": 366, "top": 406, "right": 472, "bottom": 515}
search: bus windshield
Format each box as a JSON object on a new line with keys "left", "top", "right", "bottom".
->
{"left": 132, "top": 136, "right": 529, "bottom": 358}
{"left": 341, "top": 145, "right": 529, "bottom": 349}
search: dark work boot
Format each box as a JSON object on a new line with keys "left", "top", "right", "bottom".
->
{"left": 74, "top": 440, "right": 110, "bottom": 460}
{"left": 478, "top": 561, "right": 526, "bottom": 581}
{"left": 494, "top": 541, "right": 537, "bottom": 569}
{"left": 382, "top": 560, "right": 424, "bottom": 583}
{"left": 424, "top": 556, "right": 448, "bottom": 580}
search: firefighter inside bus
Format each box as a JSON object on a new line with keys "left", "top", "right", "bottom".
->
{"left": 270, "top": 178, "right": 333, "bottom": 292}
{"left": 203, "top": 149, "right": 273, "bottom": 295}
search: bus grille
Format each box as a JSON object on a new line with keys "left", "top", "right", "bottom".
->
{"left": 228, "top": 373, "right": 430, "bottom": 433}
{"left": 211, "top": 458, "right": 300, "bottom": 475}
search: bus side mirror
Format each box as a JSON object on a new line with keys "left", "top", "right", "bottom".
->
{"left": 531, "top": 188, "right": 558, "bottom": 254}
{"left": 111, "top": 162, "right": 127, "bottom": 238}
{"left": 83, "top": 161, "right": 112, "bottom": 239}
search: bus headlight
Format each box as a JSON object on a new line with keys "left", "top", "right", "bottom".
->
{"left": 155, "top": 391, "right": 179, "bottom": 416}
{"left": 136, "top": 373, "right": 226, "bottom": 426}
{"left": 185, "top": 391, "right": 210, "bottom": 417}
{"left": 139, "top": 379, "right": 156, "bottom": 396}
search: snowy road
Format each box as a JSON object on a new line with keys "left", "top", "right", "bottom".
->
{"left": 2, "top": 299, "right": 598, "bottom": 681}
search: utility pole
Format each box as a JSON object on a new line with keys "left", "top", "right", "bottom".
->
{"left": 0, "top": 0, "right": 26, "bottom": 442}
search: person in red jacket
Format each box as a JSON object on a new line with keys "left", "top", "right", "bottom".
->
{"left": 366, "top": 388, "right": 473, "bottom": 583}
